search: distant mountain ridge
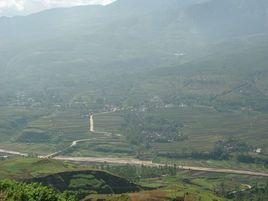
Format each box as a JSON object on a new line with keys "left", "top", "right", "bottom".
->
{"left": 1, "top": 0, "right": 267, "bottom": 40}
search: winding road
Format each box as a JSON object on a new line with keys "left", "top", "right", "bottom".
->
{"left": 53, "top": 156, "right": 268, "bottom": 177}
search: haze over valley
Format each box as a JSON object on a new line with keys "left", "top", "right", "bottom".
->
{"left": 0, "top": 0, "right": 268, "bottom": 200}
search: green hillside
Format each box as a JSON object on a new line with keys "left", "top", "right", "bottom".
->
{"left": 0, "top": 180, "right": 76, "bottom": 201}
{"left": 0, "top": 158, "right": 77, "bottom": 180}
{"left": 28, "top": 170, "right": 141, "bottom": 199}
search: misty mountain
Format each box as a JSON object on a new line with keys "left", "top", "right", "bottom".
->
{"left": 188, "top": 0, "right": 268, "bottom": 37}
{"left": 1, "top": 0, "right": 267, "bottom": 38}
{"left": 0, "top": 0, "right": 267, "bottom": 109}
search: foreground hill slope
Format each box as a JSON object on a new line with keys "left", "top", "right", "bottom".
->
{"left": 28, "top": 170, "right": 141, "bottom": 199}
{"left": 0, "top": 158, "right": 141, "bottom": 200}
{"left": 0, "top": 179, "right": 76, "bottom": 201}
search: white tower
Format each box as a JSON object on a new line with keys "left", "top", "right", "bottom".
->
{"left": 89, "top": 113, "right": 94, "bottom": 132}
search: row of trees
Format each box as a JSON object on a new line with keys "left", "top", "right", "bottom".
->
{"left": 158, "top": 138, "right": 267, "bottom": 165}
{"left": 237, "top": 154, "right": 268, "bottom": 165}
{"left": 95, "top": 164, "right": 177, "bottom": 182}
{"left": 157, "top": 140, "right": 231, "bottom": 161}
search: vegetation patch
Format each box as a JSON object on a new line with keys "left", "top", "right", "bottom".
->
{"left": 16, "top": 129, "right": 51, "bottom": 143}
{"left": 27, "top": 170, "right": 142, "bottom": 199}
{"left": 0, "top": 179, "right": 76, "bottom": 201}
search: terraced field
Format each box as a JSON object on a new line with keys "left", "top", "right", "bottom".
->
{"left": 0, "top": 107, "right": 126, "bottom": 156}
{"left": 0, "top": 106, "right": 47, "bottom": 141}
{"left": 69, "top": 112, "right": 133, "bottom": 157}
{"left": 1, "top": 106, "right": 267, "bottom": 171}
{"left": 94, "top": 111, "right": 123, "bottom": 133}
{"left": 25, "top": 110, "right": 89, "bottom": 142}
{"left": 146, "top": 106, "right": 268, "bottom": 154}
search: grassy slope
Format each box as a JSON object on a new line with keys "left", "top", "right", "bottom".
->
{"left": 0, "top": 157, "right": 77, "bottom": 180}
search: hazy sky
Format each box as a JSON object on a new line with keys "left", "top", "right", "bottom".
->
{"left": 0, "top": 0, "right": 116, "bottom": 17}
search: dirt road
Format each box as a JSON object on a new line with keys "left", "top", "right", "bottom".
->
{"left": 1, "top": 146, "right": 268, "bottom": 177}
{"left": 54, "top": 156, "right": 268, "bottom": 177}
{"left": 0, "top": 149, "right": 28, "bottom": 157}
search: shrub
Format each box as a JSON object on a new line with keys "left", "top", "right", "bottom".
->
{"left": 0, "top": 180, "right": 77, "bottom": 201}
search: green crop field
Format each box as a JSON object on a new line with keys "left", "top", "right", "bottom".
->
{"left": 68, "top": 112, "right": 133, "bottom": 157}
{"left": 146, "top": 106, "right": 268, "bottom": 154}
{"left": 94, "top": 112, "right": 123, "bottom": 133}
